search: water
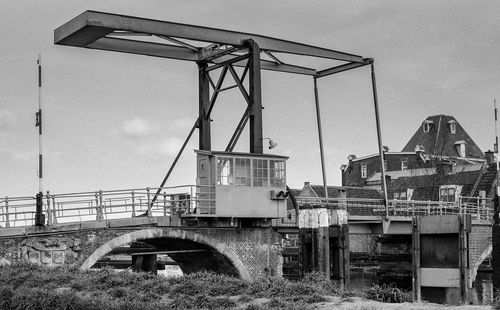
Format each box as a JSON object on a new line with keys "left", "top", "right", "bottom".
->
{"left": 471, "top": 271, "right": 493, "bottom": 305}
{"left": 349, "top": 268, "right": 494, "bottom": 305}
{"left": 350, "top": 268, "right": 379, "bottom": 290}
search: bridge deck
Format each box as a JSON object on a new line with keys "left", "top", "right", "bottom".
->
{"left": 0, "top": 186, "right": 493, "bottom": 229}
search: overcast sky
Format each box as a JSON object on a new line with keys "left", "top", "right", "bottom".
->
{"left": 1, "top": 1, "right": 499, "bottom": 197}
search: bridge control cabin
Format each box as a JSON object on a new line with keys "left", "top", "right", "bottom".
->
{"left": 194, "top": 150, "right": 288, "bottom": 219}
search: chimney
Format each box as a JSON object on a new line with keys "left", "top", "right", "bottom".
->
{"left": 385, "top": 175, "right": 391, "bottom": 184}
{"left": 485, "top": 150, "right": 496, "bottom": 165}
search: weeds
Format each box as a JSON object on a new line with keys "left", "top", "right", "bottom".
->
{"left": 0, "top": 264, "right": 412, "bottom": 309}
{"left": 364, "top": 283, "right": 412, "bottom": 303}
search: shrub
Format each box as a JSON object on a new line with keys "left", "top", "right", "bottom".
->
{"left": 364, "top": 283, "right": 412, "bottom": 303}
{"left": 167, "top": 271, "right": 246, "bottom": 297}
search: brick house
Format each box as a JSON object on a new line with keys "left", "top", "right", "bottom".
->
{"left": 341, "top": 115, "right": 496, "bottom": 202}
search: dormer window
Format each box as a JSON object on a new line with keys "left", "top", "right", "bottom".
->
{"left": 455, "top": 140, "right": 466, "bottom": 157}
{"left": 361, "top": 163, "right": 367, "bottom": 178}
{"left": 422, "top": 120, "right": 433, "bottom": 133}
{"left": 401, "top": 157, "right": 408, "bottom": 171}
{"left": 448, "top": 120, "right": 456, "bottom": 134}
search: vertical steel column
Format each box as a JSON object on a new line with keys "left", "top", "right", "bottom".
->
{"left": 369, "top": 59, "right": 389, "bottom": 217}
{"left": 198, "top": 62, "right": 211, "bottom": 151}
{"left": 247, "top": 39, "right": 263, "bottom": 154}
{"left": 412, "top": 216, "right": 421, "bottom": 302}
{"left": 313, "top": 77, "right": 328, "bottom": 199}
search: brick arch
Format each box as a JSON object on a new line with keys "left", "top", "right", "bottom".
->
{"left": 80, "top": 228, "right": 251, "bottom": 280}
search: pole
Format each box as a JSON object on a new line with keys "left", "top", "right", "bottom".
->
{"left": 495, "top": 99, "right": 499, "bottom": 196}
{"left": 313, "top": 77, "right": 328, "bottom": 199}
{"left": 369, "top": 59, "right": 389, "bottom": 218}
{"left": 35, "top": 55, "right": 44, "bottom": 226}
{"left": 37, "top": 55, "right": 43, "bottom": 193}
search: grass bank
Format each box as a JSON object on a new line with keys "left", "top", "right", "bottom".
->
{"left": 0, "top": 264, "right": 412, "bottom": 310}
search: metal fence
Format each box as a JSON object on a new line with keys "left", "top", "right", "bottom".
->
{"left": 0, "top": 189, "right": 493, "bottom": 228}
{"left": 294, "top": 196, "right": 494, "bottom": 221}
{"left": 0, "top": 185, "right": 215, "bottom": 228}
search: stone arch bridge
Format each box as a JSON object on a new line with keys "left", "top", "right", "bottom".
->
{"left": 0, "top": 218, "right": 282, "bottom": 280}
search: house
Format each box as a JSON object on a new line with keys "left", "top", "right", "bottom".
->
{"left": 341, "top": 115, "right": 497, "bottom": 202}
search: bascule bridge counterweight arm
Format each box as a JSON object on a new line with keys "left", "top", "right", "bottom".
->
{"left": 54, "top": 11, "right": 378, "bottom": 207}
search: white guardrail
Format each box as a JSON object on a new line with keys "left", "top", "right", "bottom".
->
{"left": 294, "top": 196, "right": 493, "bottom": 220}
{"left": 0, "top": 185, "right": 216, "bottom": 228}
{"left": 0, "top": 188, "right": 493, "bottom": 228}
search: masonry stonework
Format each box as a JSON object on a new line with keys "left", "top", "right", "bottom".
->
{"left": 469, "top": 221, "right": 491, "bottom": 266}
{"left": 0, "top": 226, "right": 282, "bottom": 280}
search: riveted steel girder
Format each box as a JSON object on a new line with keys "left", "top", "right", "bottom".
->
{"left": 54, "top": 10, "right": 367, "bottom": 77}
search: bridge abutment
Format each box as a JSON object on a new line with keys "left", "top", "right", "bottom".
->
{"left": 0, "top": 222, "right": 282, "bottom": 281}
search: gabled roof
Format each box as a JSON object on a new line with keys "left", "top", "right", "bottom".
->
{"left": 367, "top": 163, "right": 483, "bottom": 185}
{"left": 402, "top": 115, "right": 484, "bottom": 159}
{"left": 388, "top": 169, "right": 482, "bottom": 200}
{"left": 304, "top": 184, "right": 382, "bottom": 199}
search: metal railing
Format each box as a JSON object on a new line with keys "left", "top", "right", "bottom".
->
{"left": 0, "top": 185, "right": 216, "bottom": 228}
{"left": 0, "top": 189, "right": 493, "bottom": 228}
{"left": 293, "top": 196, "right": 494, "bottom": 221}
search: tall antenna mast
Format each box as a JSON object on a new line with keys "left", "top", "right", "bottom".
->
{"left": 35, "top": 54, "right": 44, "bottom": 226}
{"left": 36, "top": 55, "right": 43, "bottom": 193}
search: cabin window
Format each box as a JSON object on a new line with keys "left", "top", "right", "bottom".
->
{"left": 234, "top": 158, "right": 251, "bottom": 186}
{"left": 423, "top": 123, "right": 430, "bottom": 132}
{"left": 361, "top": 163, "right": 367, "bottom": 178}
{"left": 217, "top": 157, "right": 234, "bottom": 185}
{"left": 270, "top": 160, "right": 286, "bottom": 187}
{"left": 216, "top": 155, "right": 286, "bottom": 188}
{"left": 253, "top": 159, "right": 269, "bottom": 187}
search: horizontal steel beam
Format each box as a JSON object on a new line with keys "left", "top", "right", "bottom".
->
{"left": 55, "top": 10, "right": 365, "bottom": 63}
{"left": 259, "top": 59, "right": 317, "bottom": 76}
{"left": 85, "top": 37, "right": 317, "bottom": 75}
{"left": 315, "top": 60, "right": 371, "bottom": 78}
{"left": 130, "top": 249, "right": 206, "bottom": 256}
{"left": 87, "top": 37, "right": 199, "bottom": 61}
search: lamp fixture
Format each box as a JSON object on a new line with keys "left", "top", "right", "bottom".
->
{"left": 262, "top": 137, "right": 278, "bottom": 149}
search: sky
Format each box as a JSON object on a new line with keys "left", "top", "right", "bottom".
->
{"left": 1, "top": 0, "right": 499, "bottom": 197}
